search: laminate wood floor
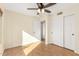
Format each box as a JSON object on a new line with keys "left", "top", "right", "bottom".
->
{"left": 3, "top": 42, "right": 79, "bottom": 56}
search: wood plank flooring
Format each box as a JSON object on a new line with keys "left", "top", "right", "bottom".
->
{"left": 3, "top": 42, "right": 79, "bottom": 56}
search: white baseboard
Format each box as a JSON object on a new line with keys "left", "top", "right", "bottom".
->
{"left": 0, "top": 49, "right": 4, "bottom": 56}
{"left": 48, "top": 42, "right": 53, "bottom": 44}
{"left": 0, "top": 44, "right": 4, "bottom": 56}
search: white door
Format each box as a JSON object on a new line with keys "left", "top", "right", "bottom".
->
{"left": 33, "top": 20, "right": 41, "bottom": 40}
{"left": 52, "top": 15, "right": 63, "bottom": 47}
{"left": 64, "top": 14, "right": 75, "bottom": 50}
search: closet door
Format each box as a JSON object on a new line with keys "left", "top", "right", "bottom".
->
{"left": 52, "top": 15, "right": 63, "bottom": 47}
{"left": 64, "top": 14, "right": 75, "bottom": 50}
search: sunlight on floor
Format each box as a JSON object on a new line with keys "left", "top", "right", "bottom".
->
{"left": 22, "top": 30, "right": 41, "bottom": 55}
{"left": 22, "top": 42, "right": 41, "bottom": 55}
{"left": 22, "top": 30, "right": 40, "bottom": 45}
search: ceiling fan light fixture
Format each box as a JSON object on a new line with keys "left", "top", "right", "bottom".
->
{"left": 37, "top": 9, "right": 41, "bottom": 13}
{"left": 42, "top": 9, "right": 44, "bottom": 13}
{"left": 27, "top": 3, "right": 56, "bottom": 15}
{"left": 37, "top": 9, "right": 44, "bottom": 14}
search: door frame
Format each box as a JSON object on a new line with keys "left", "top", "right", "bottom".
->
{"left": 41, "top": 21, "right": 46, "bottom": 42}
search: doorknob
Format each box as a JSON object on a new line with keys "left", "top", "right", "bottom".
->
{"left": 72, "top": 34, "right": 74, "bottom": 36}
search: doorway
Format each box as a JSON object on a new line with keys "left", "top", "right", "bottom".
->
{"left": 41, "top": 21, "right": 46, "bottom": 42}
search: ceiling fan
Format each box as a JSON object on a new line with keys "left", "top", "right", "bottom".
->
{"left": 27, "top": 3, "right": 56, "bottom": 15}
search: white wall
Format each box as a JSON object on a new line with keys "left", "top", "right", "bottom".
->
{"left": 0, "top": 16, "right": 3, "bottom": 54}
{"left": 0, "top": 17, "right": 2, "bottom": 44}
{"left": 33, "top": 19, "right": 41, "bottom": 40}
{"left": 4, "top": 10, "right": 40, "bottom": 49}
{"left": 48, "top": 3, "right": 79, "bottom": 53}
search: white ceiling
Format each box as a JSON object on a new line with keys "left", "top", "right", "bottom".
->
{"left": 3, "top": 3, "right": 54, "bottom": 16}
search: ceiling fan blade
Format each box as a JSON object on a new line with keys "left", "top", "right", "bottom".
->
{"left": 37, "top": 3, "right": 44, "bottom": 8}
{"left": 27, "top": 8, "right": 38, "bottom": 10}
{"left": 40, "top": 3, "right": 44, "bottom": 8}
{"left": 45, "top": 9, "right": 51, "bottom": 13}
{"left": 37, "top": 3, "right": 41, "bottom": 8}
{"left": 44, "top": 3, "right": 56, "bottom": 8}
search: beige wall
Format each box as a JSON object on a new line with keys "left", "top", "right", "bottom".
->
{"left": 0, "top": 4, "right": 5, "bottom": 55}
{"left": 0, "top": 17, "right": 2, "bottom": 44}
{"left": 4, "top": 10, "right": 39, "bottom": 49}
{"left": 48, "top": 3, "right": 79, "bottom": 53}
